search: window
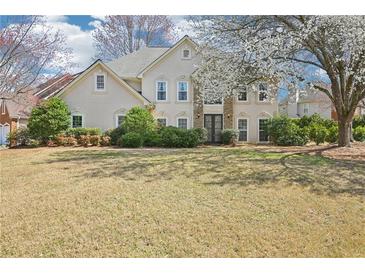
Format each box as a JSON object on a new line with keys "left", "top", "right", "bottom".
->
{"left": 204, "top": 91, "right": 223, "bottom": 104}
{"left": 182, "top": 49, "right": 191, "bottom": 59}
{"left": 177, "top": 118, "right": 188, "bottom": 129}
{"left": 116, "top": 115, "right": 125, "bottom": 127}
{"left": 96, "top": 74, "right": 105, "bottom": 91}
{"left": 258, "top": 119, "right": 269, "bottom": 142}
{"left": 258, "top": 83, "right": 268, "bottom": 102}
{"left": 303, "top": 103, "right": 309, "bottom": 114}
{"left": 238, "top": 119, "right": 248, "bottom": 141}
{"left": 156, "top": 81, "right": 167, "bottom": 101}
{"left": 72, "top": 115, "right": 83, "bottom": 128}
{"left": 1, "top": 100, "right": 5, "bottom": 114}
{"left": 157, "top": 118, "right": 167, "bottom": 127}
{"left": 177, "top": 81, "right": 188, "bottom": 101}
{"left": 237, "top": 88, "right": 248, "bottom": 101}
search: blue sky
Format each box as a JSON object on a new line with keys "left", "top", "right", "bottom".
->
{"left": 37, "top": 15, "right": 191, "bottom": 72}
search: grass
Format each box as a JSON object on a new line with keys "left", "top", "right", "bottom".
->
{"left": 0, "top": 146, "right": 364, "bottom": 257}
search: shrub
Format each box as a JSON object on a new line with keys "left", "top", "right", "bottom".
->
{"left": 183, "top": 129, "right": 201, "bottom": 147}
{"left": 122, "top": 106, "right": 156, "bottom": 135}
{"left": 221, "top": 129, "right": 239, "bottom": 145}
{"left": 55, "top": 135, "right": 67, "bottom": 146}
{"left": 160, "top": 126, "right": 182, "bottom": 147}
{"left": 352, "top": 115, "right": 365, "bottom": 129}
{"left": 78, "top": 135, "right": 90, "bottom": 147}
{"left": 15, "top": 127, "right": 31, "bottom": 146}
{"left": 268, "top": 116, "right": 309, "bottom": 146}
{"left": 120, "top": 132, "right": 143, "bottom": 148}
{"left": 28, "top": 98, "right": 70, "bottom": 143}
{"left": 144, "top": 131, "right": 162, "bottom": 147}
{"left": 191, "top": 128, "right": 208, "bottom": 144}
{"left": 308, "top": 123, "right": 328, "bottom": 145}
{"left": 353, "top": 126, "right": 365, "bottom": 142}
{"left": 65, "top": 128, "right": 101, "bottom": 138}
{"left": 29, "top": 139, "right": 40, "bottom": 147}
{"left": 47, "top": 140, "right": 57, "bottom": 147}
{"left": 100, "top": 136, "right": 111, "bottom": 146}
{"left": 325, "top": 125, "right": 338, "bottom": 143}
{"left": 89, "top": 135, "right": 100, "bottom": 146}
{"left": 104, "top": 127, "right": 125, "bottom": 145}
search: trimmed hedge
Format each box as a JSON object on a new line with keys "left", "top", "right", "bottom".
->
{"left": 119, "top": 132, "right": 143, "bottom": 148}
{"left": 268, "top": 116, "right": 309, "bottom": 146}
{"left": 353, "top": 126, "right": 365, "bottom": 142}
{"left": 221, "top": 129, "right": 239, "bottom": 145}
{"left": 65, "top": 127, "right": 101, "bottom": 138}
{"left": 104, "top": 127, "right": 125, "bottom": 145}
{"left": 159, "top": 126, "right": 201, "bottom": 148}
{"left": 353, "top": 115, "right": 365, "bottom": 129}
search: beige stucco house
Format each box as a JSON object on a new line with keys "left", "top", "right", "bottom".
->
{"left": 279, "top": 90, "right": 333, "bottom": 119}
{"left": 37, "top": 35, "right": 279, "bottom": 143}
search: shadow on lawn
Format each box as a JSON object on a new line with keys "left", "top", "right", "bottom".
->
{"left": 39, "top": 147, "right": 365, "bottom": 197}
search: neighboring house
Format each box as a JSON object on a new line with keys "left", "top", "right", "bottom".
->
{"left": 279, "top": 90, "right": 333, "bottom": 119}
{"left": 0, "top": 91, "right": 39, "bottom": 145}
{"left": 37, "top": 35, "right": 279, "bottom": 143}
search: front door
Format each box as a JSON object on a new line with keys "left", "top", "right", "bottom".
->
{"left": 204, "top": 114, "right": 223, "bottom": 143}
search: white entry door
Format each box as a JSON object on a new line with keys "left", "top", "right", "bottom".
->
{"left": 0, "top": 124, "right": 10, "bottom": 145}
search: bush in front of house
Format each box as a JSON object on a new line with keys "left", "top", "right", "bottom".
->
{"left": 78, "top": 135, "right": 90, "bottom": 147}
{"left": 143, "top": 131, "right": 162, "bottom": 147}
{"left": 268, "top": 116, "right": 309, "bottom": 146}
{"left": 191, "top": 128, "right": 208, "bottom": 144}
{"left": 325, "top": 125, "right": 339, "bottom": 143}
{"left": 221, "top": 129, "right": 239, "bottom": 145}
{"left": 353, "top": 126, "right": 365, "bottom": 142}
{"left": 308, "top": 123, "right": 328, "bottom": 145}
{"left": 122, "top": 106, "right": 156, "bottom": 136}
{"left": 89, "top": 135, "right": 100, "bottom": 146}
{"left": 28, "top": 98, "right": 70, "bottom": 143}
{"left": 352, "top": 115, "right": 365, "bottom": 129}
{"left": 104, "top": 127, "right": 125, "bottom": 145}
{"left": 6, "top": 127, "right": 32, "bottom": 147}
{"left": 65, "top": 127, "right": 101, "bottom": 138}
{"left": 119, "top": 132, "right": 143, "bottom": 148}
{"left": 100, "top": 136, "right": 111, "bottom": 146}
{"left": 158, "top": 126, "right": 201, "bottom": 148}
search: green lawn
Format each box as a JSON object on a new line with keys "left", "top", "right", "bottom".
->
{"left": 0, "top": 146, "right": 364, "bottom": 257}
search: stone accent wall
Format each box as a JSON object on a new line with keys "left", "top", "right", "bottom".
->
{"left": 223, "top": 96, "right": 233, "bottom": 129}
{"left": 193, "top": 85, "right": 204, "bottom": 128}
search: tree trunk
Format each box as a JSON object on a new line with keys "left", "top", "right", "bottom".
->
{"left": 338, "top": 119, "right": 351, "bottom": 147}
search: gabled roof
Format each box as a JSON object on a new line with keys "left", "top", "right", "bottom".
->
{"left": 107, "top": 47, "right": 169, "bottom": 79}
{"left": 0, "top": 90, "right": 39, "bottom": 119}
{"left": 54, "top": 60, "right": 150, "bottom": 104}
{"left": 137, "top": 35, "right": 198, "bottom": 77}
{"left": 35, "top": 73, "right": 80, "bottom": 99}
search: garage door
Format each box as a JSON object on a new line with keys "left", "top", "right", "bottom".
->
{"left": 0, "top": 124, "right": 10, "bottom": 145}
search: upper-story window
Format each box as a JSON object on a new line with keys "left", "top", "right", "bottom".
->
{"left": 182, "top": 49, "right": 191, "bottom": 59}
{"left": 156, "top": 81, "right": 167, "bottom": 101}
{"left": 204, "top": 90, "right": 223, "bottom": 104}
{"left": 177, "top": 81, "right": 188, "bottom": 101}
{"left": 95, "top": 74, "right": 105, "bottom": 91}
{"left": 237, "top": 87, "right": 248, "bottom": 102}
{"left": 258, "top": 83, "right": 268, "bottom": 102}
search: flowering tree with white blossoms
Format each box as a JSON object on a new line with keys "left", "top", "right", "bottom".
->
{"left": 192, "top": 16, "right": 365, "bottom": 147}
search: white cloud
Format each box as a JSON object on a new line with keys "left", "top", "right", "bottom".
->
{"left": 170, "top": 16, "right": 197, "bottom": 40}
{"left": 45, "top": 16, "right": 96, "bottom": 73}
{"left": 90, "top": 15, "right": 106, "bottom": 22}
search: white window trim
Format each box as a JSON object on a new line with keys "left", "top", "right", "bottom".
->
{"left": 95, "top": 73, "right": 106, "bottom": 92}
{"left": 156, "top": 80, "right": 168, "bottom": 102}
{"left": 237, "top": 118, "right": 249, "bottom": 142}
{"left": 176, "top": 117, "right": 189, "bottom": 129}
{"left": 181, "top": 48, "right": 191, "bottom": 60}
{"left": 1, "top": 100, "right": 5, "bottom": 114}
{"left": 177, "top": 81, "right": 189, "bottom": 102}
{"left": 257, "top": 118, "right": 270, "bottom": 143}
{"left": 157, "top": 117, "right": 168, "bottom": 127}
{"left": 257, "top": 83, "right": 269, "bottom": 102}
{"left": 237, "top": 90, "right": 248, "bottom": 102}
{"left": 71, "top": 113, "right": 84, "bottom": 128}
{"left": 303, "top": 103, "right": 310, "bottom": 114}
{"left": 115, "top": 114, "right": 125, "bottom": 128}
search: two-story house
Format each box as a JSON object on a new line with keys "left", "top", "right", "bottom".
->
{"left": 37, "top": 35, "right": 279, "bottom": 143}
